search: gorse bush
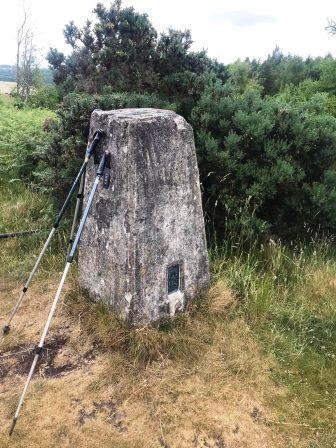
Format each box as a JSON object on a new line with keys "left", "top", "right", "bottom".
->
{"left": 28, "top": 81, "right": 336, "bottom": 239}
{"left": 47, "top": 0, "right": 226, "bottom": 99}
{"left": 191, "top": 81, "right": 336, "bottom": 237}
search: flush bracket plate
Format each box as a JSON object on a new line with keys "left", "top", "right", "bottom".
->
{"left": 167, "top": 264, "right": 180, "bottom": 294}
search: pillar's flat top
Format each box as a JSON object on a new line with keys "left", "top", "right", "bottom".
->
{"left": 92, "top": 108, "right": 177, "bottom": 121}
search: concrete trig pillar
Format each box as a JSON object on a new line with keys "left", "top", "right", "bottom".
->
{"left": 78, "top": 108, "right": 209, "bottom": 326}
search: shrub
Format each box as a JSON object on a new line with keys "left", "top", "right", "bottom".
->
{"left": 47, "top": 1, "right": 222, "bottom": 100}
{"left": 191, "top": 80, "right": 336, "bottom": 238}
{"left": 27, "top": 85, "right": 61, "bottom": 110}
{"left": 25, "top": 81, "right": 336, "bottom": 240}
{"left": 0, "top": 101, "right": 54, "bottom": 186}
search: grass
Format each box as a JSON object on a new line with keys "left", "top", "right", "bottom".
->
{"left": 0, "top": 99, "right": 335, "bottom": 447}
{"left": 0, "top": 94, "right": 63, "bottom": 279}
{"left": 0, "top": 266, "right": 287, "bottom": 447}
{"left": 0, "top": 226, "right": 335, "bottom": 447}
{"left": 211, "top": 236, "right": 336, "bottom": 447}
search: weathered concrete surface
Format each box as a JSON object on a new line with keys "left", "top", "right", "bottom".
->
{"left": 78, "top": 108, "right": 209, "bottom": 326}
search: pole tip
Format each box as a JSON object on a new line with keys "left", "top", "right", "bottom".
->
{"left": 3, "top": 325, "right": 10, "bottom": 335}
{"left": 9, "top": 417, "right": 17, "bottom": 436}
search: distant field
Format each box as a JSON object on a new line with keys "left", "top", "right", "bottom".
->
{"left": 0, "top": 64, "right": 53, "bottom": 84}
{"left": 0, "top": 81, "right": 15, "bottom": 94}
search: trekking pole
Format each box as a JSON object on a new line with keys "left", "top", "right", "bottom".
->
{"left": 68, "top": 129, "right": 112, "bottom": 250}
{"left": 67, "top": 166, "right": 86, "bottom": 248}
{"left": 0, "top": 230, "right": 41, "bottom": 239}
{"left": 9, "top": 151, "right": 109, "bottom": 436}
{"left": 2, "top": 130, "right": 104, "bottom": 335}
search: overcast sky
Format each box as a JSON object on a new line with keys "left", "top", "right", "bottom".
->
{"left": 1, "top": 0, "right": 336, "bottom": 66}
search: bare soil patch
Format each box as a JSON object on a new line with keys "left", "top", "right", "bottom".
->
{"left": 0, "top": 329, "right": 101, "bottom": 382}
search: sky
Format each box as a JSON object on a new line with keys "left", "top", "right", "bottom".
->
{"left": 0, "top": 0, "right": 336, "bottom": 66}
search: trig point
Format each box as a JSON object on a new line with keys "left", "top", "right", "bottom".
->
{"left": 78, "top": 108, "right": 209, "bottom": 326}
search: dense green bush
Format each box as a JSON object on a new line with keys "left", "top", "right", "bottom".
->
{"left": 38, "top": 1, "right": 336, "bottom": 240}
{"left": 0, "top": 101, "right": 54, "bottom": 186}
{"left": 27, "top": 85, "right": 61, "bottom": 110}
{"left": 10, "top": 85, "right": 61, "bottom": 111}
{"left": 14, "top": 79, "right": 336, "bottom": 239}
{"left": 28, "top": 81, "right": 336, "bottom": 239}
{"left": 47, "top": 1, "right": 225, "bottom": 100}
{"left": 191, "top": 80, "right": 336, "bottom": 237}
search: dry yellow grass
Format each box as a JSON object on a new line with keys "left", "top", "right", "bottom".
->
{"left": 0, "top": 81, "right": 16, "bottom": 95}
{"left": 0, "top": 269, "right": 304, "bottom": 448}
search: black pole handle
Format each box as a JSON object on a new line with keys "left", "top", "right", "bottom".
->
{"left": 86, "top": 129, "right": 104, "bottom": 159}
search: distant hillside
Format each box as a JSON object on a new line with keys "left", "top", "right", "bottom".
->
{"left": 0, "top": 64, "right": 53, "bottom": 84}
{"left": 0, "top": 65, "right": 15, "bottom": 82}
